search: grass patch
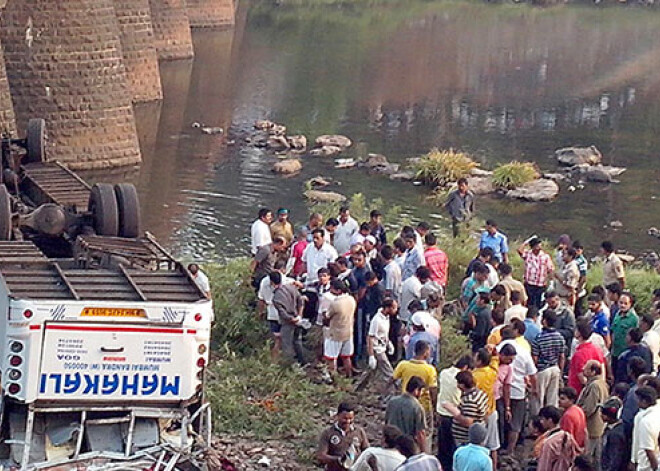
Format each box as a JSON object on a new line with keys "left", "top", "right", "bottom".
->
{"left": 206, "top": 259, "right": 266, "bottom": 356}
{"left": 439, "top": 316, "right": 470, "bottom": 370}
{"left": 413, "top": 148, "right": 477, "bottom": 187}
{"left": 207, "top": 350, "right": 347, "bottom": 439}
{"left": 492, "top": 161, "right": 539, "bottom": 190}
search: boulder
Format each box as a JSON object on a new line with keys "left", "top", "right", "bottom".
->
{"left": 287, "top": 135, "right": 307, "bottom": 150}
{"left": 555, "top": 145, "right": 602, "bottom": 166}
{"left": 335, "top": 158, "right": 356, "bottom": 169}
{"left": 506, "top": 178, "right": 559, "bottom": 202}
{"left": 370, "top": 163, "right": 400, "bottom": 175}
{"left": 363, "top": 153, "right": 389, "bottom": 168}
{"left": 272, "top": 159, "right": 302, "bottom": 174}
{"left": 389, "top": 171, "right": 416, "bottom": 182}
{"left": 254, "top": 119, "right": 274, "bottom": 131}
{"left": 309, "top": 146, "right": 342, "bottom": 157}
{"left": 266, "top": 135, "right": 290, "bottom": 151}
{"left": 579, "top": 165, "right": 626, "bottom": 183}
{"left": 543, "top": 172, "right": 568, "bottom": 182}
{"left": 201, "top": 126, "right": 223, "bottom": 135}
{"left": 308, "top": 176, "right": 332, "bottom": 187}
{"left": 304, "top": 190, "right": 346, "bottom": 203}
{"left": 315, "top": 135, "right": 352, "bottom": 149}
{"left": 270, "top": 124, "right": 287, "bottom": 136}
{"left": 470, "top": 168, "right": 493, "bottom": 177}
{"left": 466, "top": 176, "right": 494, "bottom": 195}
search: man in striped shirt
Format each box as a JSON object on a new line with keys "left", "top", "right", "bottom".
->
{"left": 517, "top": 237, "right": 554, "bottom": 308}
{"left": 442, "top": 371, "right": 489, "bottom": 447}
{"left": 530, "top": 310, "right": 566, "bottom": 416}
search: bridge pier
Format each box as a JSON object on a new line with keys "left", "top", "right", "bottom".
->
{"left": 186, "top": 0, "right": 235, "bottom": 28}
{"left": 0, "top": 38, "right": 16, "bottom": 137}
{"left": 149, "top": 0, "right": 195, "bottom": 60}
{"left": 0, "top": 0, "right": 142, "bottom": 169}
{"left": 114, "top": 0, "right": 163, "bottom": 103}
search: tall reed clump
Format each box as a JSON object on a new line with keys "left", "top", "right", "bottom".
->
{"left": 492, "top": 161, "right": 539, "bottom": 190}
{"left": 413, "top": 148, "right": 477, "bottom": 187}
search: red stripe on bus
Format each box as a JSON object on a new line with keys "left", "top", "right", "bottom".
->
{"left": 29, "top": 325, "right": 41, "bottom": 330}
{"left": 45, "top": 325, "right": 186, "bottom": 334}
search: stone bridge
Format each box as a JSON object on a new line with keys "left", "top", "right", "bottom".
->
{"left": 0, "top": 0, "right": 236, "bottom": 169}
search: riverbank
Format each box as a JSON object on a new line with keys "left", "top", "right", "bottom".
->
{"left": 204, "top": 246, "right": 660, "bottom": 468}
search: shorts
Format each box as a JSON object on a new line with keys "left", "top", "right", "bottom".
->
{"left": 268, "top": 320, "right": 281, "bottom": 335}
{"left": 509, "top": 399, "right": 526, "bottom": 433}
{"left": 484, "top": 411, "right": 500, "bottom": 451}
{"left": 323, "top": 338, "right": 354, "bottom": 360}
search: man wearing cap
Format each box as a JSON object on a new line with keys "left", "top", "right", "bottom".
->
{"left": 406, "top": 313, "right": 439, "bottom": 366}
{"left": 452, "top": 423, "right": 492, "bottom": 471}
{"left": 479, "top": 220, "right": 509, "bottom": 265}
{"left": 270, "top": 208, "right": 294, "bottom": 245}
{"left": 600, "top": 397, "right": 628, "bottom": 471}
{"left": 517, "top": 237, "right": 555, "bottom": 309}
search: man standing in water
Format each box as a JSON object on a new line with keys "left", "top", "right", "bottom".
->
{"left": 445, "top": 178, "right": 474, "bottom": 238}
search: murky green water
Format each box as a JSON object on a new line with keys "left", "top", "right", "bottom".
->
{"left": 131, "top": 0, "right": 660, "bottom": 260}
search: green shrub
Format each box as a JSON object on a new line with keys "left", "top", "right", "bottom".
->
{"left": 413, "top": 148, "right": 477, "bottom": 187}
{"left": 438, "top": 316, "right": 470, "bottom": 370}
{"left": 587, "top": 263, "right": 660, "bottom": 313}
{"left": 306, "top": 192, "right": 410, "bottom": 232}
{"left": 492, "top": 161, "right": 539, "bottom": 190}
{"left": 205, "top": 259, "right": 267, "bottom": 356}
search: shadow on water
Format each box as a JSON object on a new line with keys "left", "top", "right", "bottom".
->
{"left": 127, "top": 0, "right": 660, "bottom": 260}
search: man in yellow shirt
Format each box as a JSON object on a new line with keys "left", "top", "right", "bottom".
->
{"left": 392, "top": 340, "right": 438, "bottom": 451}
{"left": 473, "top": 347, "right": 500, "bottom": 469}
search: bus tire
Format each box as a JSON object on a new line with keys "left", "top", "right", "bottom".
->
{"left": 114, "top": 183, "right": 141, "bottom": 238}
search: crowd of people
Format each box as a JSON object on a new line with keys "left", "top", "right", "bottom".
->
{"left": 247, "top": 189, "right": 660, "bottom": 471}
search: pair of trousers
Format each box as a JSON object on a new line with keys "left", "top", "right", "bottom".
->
{"left": 436, "top": 415, "right": 455, "bottom": 471}
{"left": 355, "top": 351, "right": 394, "bottom": 391}
{"left": 354, "top": 308, "right": 367, "bottom": 359}
{"left": 280, "top": 323, "right": 304, "bottom": 365}
{"left": 525, "top": 283, "right": 546, "bottom": 309}
{"left": 530, "top": 366, "right": 561, "bottom": 416}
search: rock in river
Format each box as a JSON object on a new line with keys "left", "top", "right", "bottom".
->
{"left": 273, "top": 159, "right": 302, "bottom": 174}
{"left": 309, "top": 146, "right": 343, "bottom": 157}
{"left": 304, "top": 190, "right": 346, "bottom": 203}
{"left": 266, "top": 135, "right": 290, "bottom": 151}
{"left": 555, "top": 145, "right": 602, "bottom": 166}
{"left": 506, "top": 178, "right": 559, "bottom": 202}
{"left": 466, "top": 176, "right": 494, "bottom": 195}
{"left": 315, "top": 135, "right": 352, "bottom": 149}
{"left": 579, "top": 164, "right": 626, "bottom": 183}
{"left": 287, "top": 135, "right": 307, "bottom": 150}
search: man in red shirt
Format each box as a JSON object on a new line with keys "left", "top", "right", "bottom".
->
{"left": 423, "top": 233, "right": 448, "bottom": 288}
{"left": 568, "top": 320, "right": 606, "bottom": 394}
{"left": 558, "top": 387, "right": 586, "bottom": 450}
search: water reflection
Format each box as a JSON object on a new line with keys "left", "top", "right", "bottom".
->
{"left": 132, "top": 1, "right": 660, "bottom": 260}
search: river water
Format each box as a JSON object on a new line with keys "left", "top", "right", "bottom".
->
{"left": 127, "top": 1, "right": 660, "bottom": 261}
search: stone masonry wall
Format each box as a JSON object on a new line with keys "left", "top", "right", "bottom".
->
{"left": 0, "top": 38, "right": 17, "bottom": 137}
{"left": 149, "top": 0, "right": 194, "bottom": 60}
{"left": 186, "top": 0, "right": 235, "bottom": 28}
{"left": 113, "top": 0, "right": 163, "bottom": 103}
{"left": 0, "top": 0, "right": 141, "bottom": 169}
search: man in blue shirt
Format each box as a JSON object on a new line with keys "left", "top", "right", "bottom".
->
{"left": 479, "top": 220, "right": 509, "bottom": 264}
{"left": 587, "top": 293, "right": 610, "bottom": 345}
{"left": 453, "top": 423, "right": 492, "bottom": 471}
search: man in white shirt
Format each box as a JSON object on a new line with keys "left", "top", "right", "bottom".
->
{"left": 400, "top": 267, "right": 431, "bottom": 322}
{"left": 333, "top": 206, "right": 359, "bottom": 255}
{"left": 356, "top": 299, "right": 398, "bottom": 393}
{"left": 381, "top": 246, "right": 402, "bottom": 302}
{"left": 631, "top": 386, "right": 660, "bottom": 471}
{"left": 641, "top": 313, "right": 660, "bottom": 372}
{"left": 250, "top": 208, "right": 273, "bottom": 255}
{"left": 497, "top": 329, "right": 538, "bottom": 454}
{"left": 302, "top": 229, "right": 338, "bottom": 286}
{"left": 414, "top": 222, "right": 429, "bottom": 266}
{"left": 188, "top": 263, "right": 211, "bottom": 298}
{"left": 349, "top": 425, "right": 405, "bottom": 471}
{"left": 258, "top": 264, "right": 297, "bottom": 361}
